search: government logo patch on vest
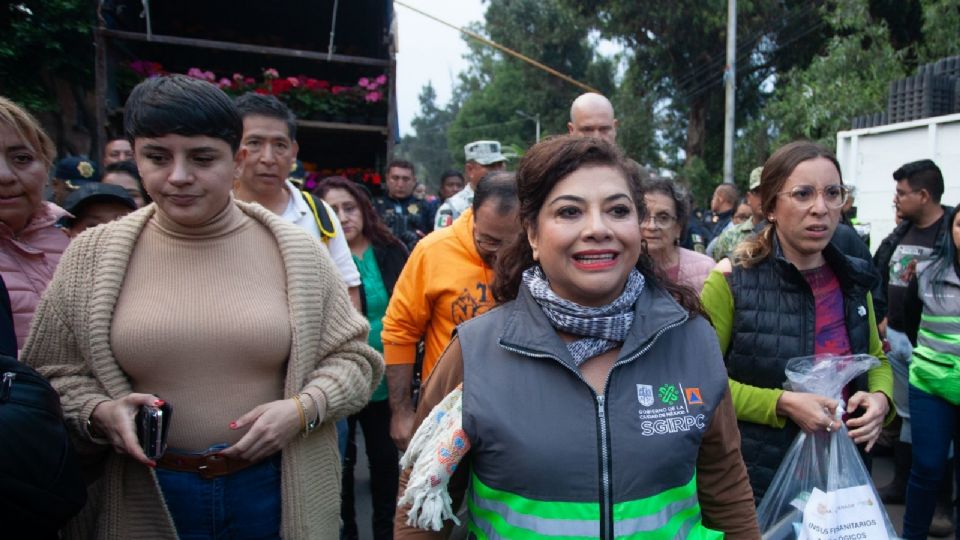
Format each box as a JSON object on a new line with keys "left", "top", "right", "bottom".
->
{"left": 638, "top": 381, "right": 708, "bottom": 437}
{"left": 636, "top": 384, "right": 654, "bottom": 407}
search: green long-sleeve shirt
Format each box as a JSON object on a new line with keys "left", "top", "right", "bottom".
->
{"left": 700, "top": 269, "right": 894, "bottom": 428}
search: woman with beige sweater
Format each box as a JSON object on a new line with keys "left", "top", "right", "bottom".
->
{"left": 21, "top": 75, "right": 382, "bottom": 540}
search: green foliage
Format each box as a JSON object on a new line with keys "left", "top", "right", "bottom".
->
{"left": 676, "top": 156, "right": 715, "bottom": 210}
{"left": 0, "top": 1, "right": 95, "bottom": 111}
{"left": 445, "top": 0, "right": 615, "bottom": 167}
{"left": 751, "top": 0, "right": 959, "bottom": 156}
{"left": 613, "top": 63, "right": 658, "bottom": 168}
{"left": 395, "top": 83, "right": 457, "bottom": 190}
{"left": 919, "top": 0, "right": 960, "bottom": 60}
{"left": 557, "top": 0, "right": 834, "bottom": 203}
{"left": 759, "top": 1, "right": 906, "bottom": 150}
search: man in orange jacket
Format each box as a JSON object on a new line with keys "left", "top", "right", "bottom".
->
{"left": 382, "top": 172, "right": 518, "bottom": 450}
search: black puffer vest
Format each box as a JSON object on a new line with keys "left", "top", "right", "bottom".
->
{"left": 725, "top": 239, "right": 878, "bottom": 501}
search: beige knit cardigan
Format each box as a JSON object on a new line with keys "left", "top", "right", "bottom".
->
{"left": 21, "top": 200, "right": 384, "bottom": 539}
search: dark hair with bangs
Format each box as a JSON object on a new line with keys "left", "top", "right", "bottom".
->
{"left": 491, "top": 135, "right": 703, "bottom": 316}
{"left": 314, "top": 176, "right": 406, "bottom": 250}
{"left": 124, "top": 75, "right": 243, "bottom": 152}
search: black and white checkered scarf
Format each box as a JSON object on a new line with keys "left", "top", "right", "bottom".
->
{"left": 521, "top": 265, "right": 644, "bottom": 366}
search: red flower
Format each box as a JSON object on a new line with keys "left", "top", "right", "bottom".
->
{"left": 304, "top": 78, "right": 331, "bottom": 91}
{"left": 331, "top": 85, "right": 350, "bottom": 95}
{"left": 255, "top": 88, "right": 269, "bottom": 95}
{"left": 270, "top": 78, "right": 293, "bottom": 95}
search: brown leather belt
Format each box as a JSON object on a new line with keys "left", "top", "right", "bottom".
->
{"left": 156, "top": 451, "right": 257, "bottom": 480}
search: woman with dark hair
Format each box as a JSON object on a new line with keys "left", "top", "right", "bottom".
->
{"left": 395, "top": 135, "right": 758, "bottom": 539}
{"left": 22, "top": 75, "right": 381, "bottom": 539}
{"left": 316, "top": 176, "right": 407, "bottom": 540}
{"left": 700, "top": 140, "right": 893, "bottom": 502}
{"left": 902, "top": 205, "right": 960, "bottom": 538}
{"left": 641, "top": 178, "right": 716, "bottom": 291}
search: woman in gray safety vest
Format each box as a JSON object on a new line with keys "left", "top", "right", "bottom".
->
{"left": 395, "top": 136, "right": 760, "bottom": 539}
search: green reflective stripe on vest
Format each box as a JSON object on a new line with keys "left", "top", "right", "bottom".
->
{"left": 468, "top": 492, "right": 599, "bottom": 540}
{"left": 468, "top": 471, "right": 721, "bottom": 539}
{"left": 917, "top": 334, "right": 960, "bottom": 358}
{"left": 919, "top": 325, "right": 960, "bottom": 346}
{"left": 921, "top": 313, "right": 960, "bottom": 324}
{"left": 914, "top": 345, "right": 960, "bottom": 368}
{"left": 612, "top": 474, "right": 721, "bottom": 539}
{"left": 614, "top": 473, "right": 697, "bottom": 519}
{"left": 614, "top": 498, "right": 702, "bottom": 539}
{"left": 471, "top": 472, "right": 599, "bottom": 520}
{"left": 469, "top": 472, "right": 598, "bottom": 539}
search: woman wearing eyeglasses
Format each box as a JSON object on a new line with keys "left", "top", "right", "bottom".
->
{"left": 640, "top": 178, "right": 716, "bottom": 291}
{"left": 700, "top": 141, "right": 894, "bottom": 502}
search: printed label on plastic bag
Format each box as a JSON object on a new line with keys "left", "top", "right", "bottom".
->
{"left": 799, "top": 486, "right": 887, "bottom": 540}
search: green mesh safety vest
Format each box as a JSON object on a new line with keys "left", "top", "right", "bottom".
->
{"left": 910, "top": 263, "right": 960, "bottom": 404}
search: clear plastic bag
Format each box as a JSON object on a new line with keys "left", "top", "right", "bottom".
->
{"left": 757, "top": 354, "right": 899, "bottom": 539}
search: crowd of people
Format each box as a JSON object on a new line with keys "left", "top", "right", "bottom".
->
{"left": 0, "top": 73, "right": 957, "bottom": 540}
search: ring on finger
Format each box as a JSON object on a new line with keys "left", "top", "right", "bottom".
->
{"left": 825, "top": 422, "right": 832, "bottom": 432}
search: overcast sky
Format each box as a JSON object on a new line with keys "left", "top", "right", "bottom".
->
{"left": 394, "top": 0, "right": 486, "bottom": 137}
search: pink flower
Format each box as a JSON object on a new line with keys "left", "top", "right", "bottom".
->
{"left": 244, "top": 77, "right": 256, "bottom": 85}
{"left": 233, "top": 73, "right": 245, "bottom": 82}
{"left": 217, "top": 78, "right": 232, "bottom": 89}
{"left": 364, "top": 91, "right": 382, "bottom": 103}
{"left": 263, "top": 68, "right": 279, "bottom": 79}
{"left": 375, "top": 74, "right": 387, "bottom": 86}
{"left": 358, "top": 77, "right": 371, "bottom": 89}
{"left": 286, "top": 76, "right": 300, "bottom": 88}
{"left": 186, "top": 68, "right": 216, "bottom": 82}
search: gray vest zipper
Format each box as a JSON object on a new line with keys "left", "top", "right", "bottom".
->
{"left": 597, "top": 394, "right": 612, "bottom": 538}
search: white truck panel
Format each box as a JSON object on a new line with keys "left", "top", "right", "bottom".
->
{"left": 836, "top": 113, "right": 960, "bottom": 253}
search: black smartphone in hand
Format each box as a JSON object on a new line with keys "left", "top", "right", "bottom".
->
{"left": 136, "top": 402, "right": 172, "bottom": 460}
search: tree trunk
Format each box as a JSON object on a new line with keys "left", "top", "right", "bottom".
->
{"left": 684, "top": 96, "right": 706, "bottom": 164}
{"left": 37, "top": 74, "right": 96, "bottom": 159}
